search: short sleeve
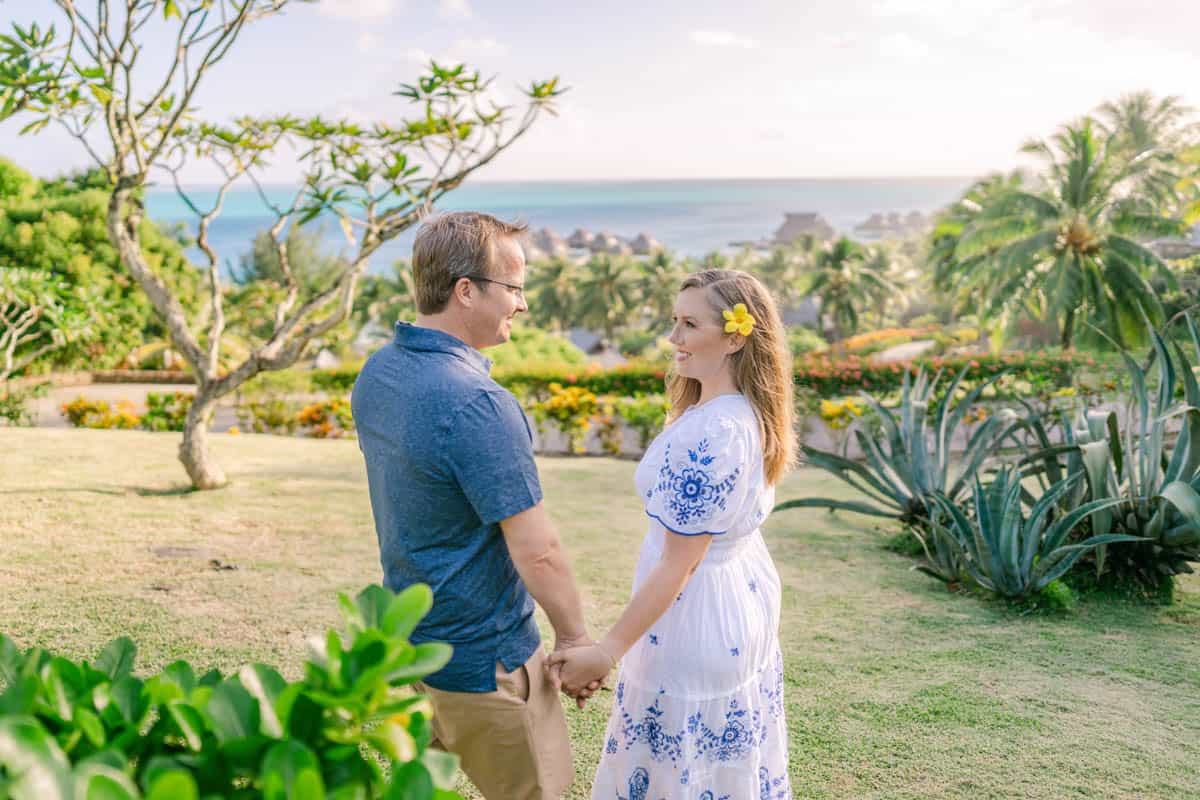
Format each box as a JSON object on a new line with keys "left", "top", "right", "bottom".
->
{"left": 644, "top": 413, "right": 752, "bottom": 536}
{"left": 446, "top": 389, "right": 543, "bottom": 526}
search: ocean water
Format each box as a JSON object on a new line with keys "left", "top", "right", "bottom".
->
{"left": 144, "top": 177, "right": 976, "bottom": 274}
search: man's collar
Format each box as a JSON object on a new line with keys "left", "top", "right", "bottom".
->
{"left": 393, "top": 322, "right": 492, "bottom": 375}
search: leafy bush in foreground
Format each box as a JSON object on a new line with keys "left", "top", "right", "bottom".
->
{"left": 0, "top": 584, "right": 461, "bottom": 799}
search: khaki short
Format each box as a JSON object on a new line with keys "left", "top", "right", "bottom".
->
{"left": 416, "top": 648, "right": 573, "bottom": 799}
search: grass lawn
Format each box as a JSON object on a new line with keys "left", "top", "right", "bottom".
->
{"left": 1, "top": 428, "right": 1199, "bottom": 799}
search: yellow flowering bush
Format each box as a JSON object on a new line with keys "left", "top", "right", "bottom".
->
{"left": 531, "top": 382, "right": 598, "bottom": 454}
{"left": 60, "top": 396, "right": 140, "bottom": 429}
{"left": 297, "top": 396, "right": 355, "bottom": 439}
{"left": 819, "top": 397, "right": 867, "bottom": 431}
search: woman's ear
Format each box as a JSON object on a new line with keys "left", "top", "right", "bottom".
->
{"left": 726, "top": 334, "right": 747, "bottom": 356}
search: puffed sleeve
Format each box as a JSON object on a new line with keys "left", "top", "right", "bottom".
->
{"left": 643, "top": 412, "right": 752, "bottom": 536}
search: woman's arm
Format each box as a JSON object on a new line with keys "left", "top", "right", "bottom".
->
{"left": 550, "top": 530, "right": 712, "bottom": 694}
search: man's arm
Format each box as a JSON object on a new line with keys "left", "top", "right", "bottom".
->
{"left": 500, "top": 502, "right": 589, "bottom": 650}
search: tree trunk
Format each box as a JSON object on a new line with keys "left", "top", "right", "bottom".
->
{"left": 180, "top": 386, "right": 227, "bottom": 490}
{"left": 1060, "top": 307, "right": 1076, "bottom": 350}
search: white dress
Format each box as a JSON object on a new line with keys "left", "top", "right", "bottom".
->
{"left": 591, "top": 394, "right": 792, "bottom": 800}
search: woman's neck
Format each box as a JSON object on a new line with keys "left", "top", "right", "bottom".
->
{"left": 696, "top": 373, "right": 739, "bottom": 406}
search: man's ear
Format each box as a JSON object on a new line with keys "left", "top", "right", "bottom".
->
{"left": 452, "top": 276, "right": 475, "bottom": 308}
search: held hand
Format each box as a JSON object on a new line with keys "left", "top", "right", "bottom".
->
{"left": 546, "top": 644, "right": 614, "bottom": 705}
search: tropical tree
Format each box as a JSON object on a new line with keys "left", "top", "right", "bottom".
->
{"left": 755, "top": 237, "right": 817, "bottom": 307}
{"left": 938, "top": 119, "right": 1187, "bottom": 349}
{"left": 638, "top": 251, "right": 686, "bottom": 332}
{"left": 0, "top": 268, "right": 98, "bottom": 382}
{"left": 525, "top": 256, "right": 579, "bottom": 333}
{"left": 807, "top": 237, "right": 896, "bottom": 342}
{"left": 1095, "top": 91, "right": 1200, "bottom": 213}
{"left": 0, "top": 1, "right": 563, "bottom": 489}
{"left": 577, "top": 254, "right": 642, "bottom": 343}
{"left": 353, "top": 259, "right": 415, "bottom": 333}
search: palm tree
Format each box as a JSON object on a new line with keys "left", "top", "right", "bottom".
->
{"left": 638, "top": 251, "right": 686, "bottom": 332}
{"left": 756, "top": 236, "right": 818, "bottom": 306}
{"left": 577, "top": 254, "right": 642, "bottom": 343}
{"left": 807, "top": 237, "right": 896, "bottom": 342}
{"left": 948, "top": 119, "right": 1186, "bottom": 349}
{"left": 525, "top": 256, "right": 579, "bottom": 333}
{"left": 1095, "top": 91, "right": 1200, "bottom": 212}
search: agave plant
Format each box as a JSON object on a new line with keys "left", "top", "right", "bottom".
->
{"left": 1031, "top": 321, "right": 1200, "bottom": 587}
{"left": 777, "top": 366, "right": 1012, "bottom": 526}
{"left": 926, "top": 467, "right": 1139, "bottom": 598}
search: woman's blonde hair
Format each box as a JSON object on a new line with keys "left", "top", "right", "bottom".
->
{"left": 667, "top": 269, "right": 796, "bottom": 485}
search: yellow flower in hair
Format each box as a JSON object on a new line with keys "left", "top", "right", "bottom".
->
{"left": 723, "top": 303, "right": 756, "bottom": 336}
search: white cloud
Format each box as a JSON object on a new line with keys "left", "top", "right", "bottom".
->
{"left": 404, "top": 47, "right": 432, "bottom": 64}
{"left": 878, "top": 32, "right": 930, "bottom": 61}
{"left": 318, "top": 0, "right": 396, "bottom": 21}
{"left": 445, "top": 37, "right": 508, "bottom": 61}
{"left": 689, "top": 30, "right": 759, "bottom": 49}
{"left": 439, "top": 0, "right": 473, "bottom": 20}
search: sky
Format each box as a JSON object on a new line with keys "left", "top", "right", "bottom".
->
{"left": 1, "top": 0, "right": 1199, "bottom": 183}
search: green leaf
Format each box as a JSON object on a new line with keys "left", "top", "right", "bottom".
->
{"left": 0, "top": 633, "right": 22, "bottom": 683}
{"left": 72, "top": 762, "right": 140, "bottom": 800}
{"left": 144, "top": 769, "right": 198, "bottom": 800}
{"left": 0, "top": 716, "right": 72, "bottom": 800}
{"left": 165, "top": 702, "right": 205, "bottom": 751}
{"left": 354, "top": 585, "right": 394, "bottom": 630}
{"left": 421, "top": 748, "right": 459, "bottom": 790}
{"left": 260, "top": 740, "right": 326, "bottom": 800}
{"left": 383, "top": 584, "right": 434, "bottom": 640}
{"left": 94, "top": 638, "right": 136, "bottom": 682}
{"left": 74, "top": 708, "right": 105, "bottom": 749}
{"left": 107, "top": 676, "right": 146, "bottom": 726}
{"left": 162, "top": 0, "right": 182, "bottom": 20}
{"left": 89, "top": 85, "right": 112, "bottom": 105}
{"left": 239, "top": 664, "right": 286, "bottom": 737}
{"left": 383, "top": 761, "right": 434, "bottom": 800}
{"left": 204, "top": 681, "right": 260, "bottom": 744}
{"left": 387, "top": 644, "right": 453, "bottom": 684}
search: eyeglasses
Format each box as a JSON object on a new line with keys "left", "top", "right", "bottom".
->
{"left": 466, "top": 275, "right": 525, "bottom": 299}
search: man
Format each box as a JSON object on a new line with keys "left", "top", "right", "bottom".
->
{"left": 351, "top": 211, "right": 594, "bottom": 799}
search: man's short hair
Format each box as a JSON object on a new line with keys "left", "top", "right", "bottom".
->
{"left": 411, "top": 212, "right": 529, "bottom": 315}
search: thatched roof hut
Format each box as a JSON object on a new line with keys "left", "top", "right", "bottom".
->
{"left": 774, "top": 213, "right": 834, "bottom": 243}
{"left": 567, "top": 228, "right": 594, "bottom": 248}
{"left": 630, "top": 232, "right": 662, "bottom": 255}
{"left": 590, "top": 231, "right": 623, "bottom": 254}
{"left": 533, "top": 227, "right": 569, "bottom": 258}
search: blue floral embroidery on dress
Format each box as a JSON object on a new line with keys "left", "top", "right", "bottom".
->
{"left": 655, "top": 440, "right": 742, "bottom": 527}
{"left": 699, "top": 792, "right": 731, "bottom": 800}
{"left": 618, "top": 698, "right": 687, "bottom": 765}
{"left": 748, "top": 580, "right": 758, "bottom": 593}
{"left": 731, "top": 647, "right": 739, "bottom": 657}
{"left": 649, "top": 634, "right": 659, "bottom": 645}
{"left": 606, "top": 735, "right": 618, "bottom": 754}
{"left": 618, "top": 767, "right": 650, "bottom": 800}
{"left": 687, "top": 699, "right": 766, "bottom": 764}
{"left": 680, "top": 768, "right": 689, "bottom": 786}
{"left": 758, "top": 766, "right": 791, "bottom": 799}
{"left": 761, "top": 649, "right": 785, "bottom": 719}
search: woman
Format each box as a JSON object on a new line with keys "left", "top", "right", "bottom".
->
{"left": 549, "top": 269, "right": 794, "bottom": 799}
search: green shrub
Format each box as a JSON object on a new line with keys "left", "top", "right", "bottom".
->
{"left": 488, "top": 325, "right": 586, "bottom": 370}
{"left": 140, "top": 391, "right": 192, "bottom": 432}
{"left": 615, "top": 394, "right": 671, "bottom": 449}
{"left": 236, "top": 398, "right": 301, "bottom": 436}
{"left": 0, "top": 584, "right": 462, "bottom": 799}
{"left": 241, "top": 368, "right": 315, "bottom": 398}
{"left": 0, "top": 382, "right": 46, "bottom": 426}
{"left": 787, "top": 325, "right": 827, "bottom": 357}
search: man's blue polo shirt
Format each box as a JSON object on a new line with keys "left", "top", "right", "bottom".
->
{"left": 351, "top": 322, "right": 543, "bottom": 692}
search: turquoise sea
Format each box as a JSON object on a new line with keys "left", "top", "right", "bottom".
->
{"left": 144, "top": 177, "right": 977, "bottom": 273}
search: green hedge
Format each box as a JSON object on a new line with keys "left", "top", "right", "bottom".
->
{"left": 305, "top": 350, "right": 1092, "bottom": 401}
